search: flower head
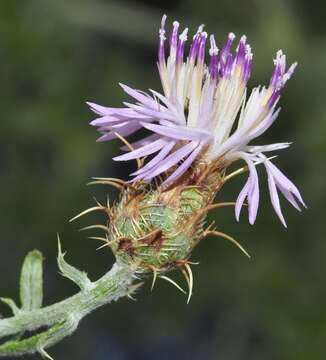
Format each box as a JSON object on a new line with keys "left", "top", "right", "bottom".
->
{"left": 88, "top": 15, "right": 305, "bottom": 226}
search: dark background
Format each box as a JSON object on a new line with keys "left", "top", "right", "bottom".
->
{"left": 0, "top": 0, "right": 325, "bottom": 359}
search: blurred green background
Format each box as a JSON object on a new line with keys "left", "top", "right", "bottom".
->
{"left": 0, "top": 0, "right": 325, "bottom": 359}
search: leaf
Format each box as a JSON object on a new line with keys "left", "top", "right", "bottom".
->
{"left": 57, "top": 236, "right": 92, "bottom": 291}
{"left": 0, "top": 298, "right": 20, "bottom": 316}
{"left": 20, "top": 250, "right": 43, "bottom": 311}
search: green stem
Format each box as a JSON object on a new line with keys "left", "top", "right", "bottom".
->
{"left": 0, "top": 261, "right": 136, "bottom": 357}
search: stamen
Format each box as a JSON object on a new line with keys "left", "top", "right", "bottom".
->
{"left": 158, "top": 14, "right": 167, "bottom": 63}
{"left": 179, "top": 27, "right": 188, "bottom": 42}
{"left": 176, "top": 27, "right": 188, "bottom": 64}
{"left": 224, "top": 53, "right": 235, "bottom": 77}
{"left": 243, "top": 47, "right": 253, "bottom": 82}
{"left": 282, "top": 62, "right": 297, "bottom": 85}
{"left": 221, "top": 32, "right": 236, "bottom": 62}
{"left": 197, "top": 32, "right": 208, "bottom": 65}
{"left": 267, "top": 89, "right": 281, "bottom": 108}
{"left": 170, "top": 21, "right": 180, "bottom": 59}
{"left": 209, "top": 35, "right": 218, "bottom": 79}
{"left": 219, "top": 32, "right": 236, "bottom": 77}
{"left": 235, "top": 35, "right": 247, "bottom": 70}
{"left": 189, "top": 25, "right": 204, "bottom": 60}
{"left": 270, "top": 50, "right": 286, "bottom": 90}
{"left": 209, "top": 35, "right": 218, "bottom": 56}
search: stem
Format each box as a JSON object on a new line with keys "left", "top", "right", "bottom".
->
{"left": 0, "top": 261, "right": 136, "bottom": 357}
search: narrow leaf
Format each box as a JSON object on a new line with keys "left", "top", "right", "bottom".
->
{"left": 57, "top": 236, "right": 92, "bottom": 291}
{"left": 20, "top": 250, "right": 43, "bottom": 311}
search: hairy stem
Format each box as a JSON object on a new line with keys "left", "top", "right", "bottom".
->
{"left": 0, "top": 261, "right": 136, "bottom": 357}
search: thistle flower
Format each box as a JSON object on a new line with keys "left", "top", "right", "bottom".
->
{"left": 88, "top": 15, "right": 305, "bottom": 227}
{"left": 0, "top": 16, "right": 308, "bottom": 359}
{"left": 0, "top": 19, "right": 309, "bottom": 359}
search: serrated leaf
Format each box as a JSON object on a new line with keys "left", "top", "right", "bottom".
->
{"left": 20, "top": 250, "right": 43, "bottom": 311}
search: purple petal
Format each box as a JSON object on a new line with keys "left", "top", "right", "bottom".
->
{"left": 141, "top": 122, "right": 209, "bottom": 141}
{"left": 119, "top": 83, "right": 157, "bottom": 109}
{"left": 87, "top": 102, "right": 117, "bottom": 116}
{"left": 247, "top": 161, "right": 259, "bottom": 225}
{"left": 149, "top": 89, "right": 186, "bottom": 124}
{"left": 266, "top": 161, "right": 306, "bottom": 207}
{"left": 120, "top": 134, "right": 160, "bottom": 151}
{"left": 113, "top": 138, "right": 168, "bottom": 161}
{"left": 108, "top": 108, "right": 148, "bottom": 118}
{"left": 277, "top": 187, "right": 302, "bottom": 211}
{"left": 96, "top": 122, "right": 142, "bottom": 142}
{"left": 162, "top": 143, "right": 203, "bottom": 185}
{"left": 235, "top": 157, "right": 260, "bottom": 224}
{"left": 96, "top": 133, "right": 119, "bottom": 142}
{"left": 131, "top": 140, "right": 176, "bottom": 176}
{"left": 87, "top": 102, "right": 153, "bottom": 124}
{"left": 266, "top": 167, "right": 287, "bottom": 227}
{"left": 235, "top": 179, "right": 250, "bottom": 221}
{"left": 143, "top": 141, "right": 198, "bottom": 180}
{"left": 90, "top": 113, "right": 151, "bottom": 127}
{"left": 248, "top": 108, "right": 281, "bottom": 140}
{"left": 125, "top": 102, "right": 175, "bottom": 121}
{"left": 90, "top": 116, "right": 124, "bottom": 126}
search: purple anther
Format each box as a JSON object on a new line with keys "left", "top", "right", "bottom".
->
{"left": 235, "top": 35, "right": 247, "bottom": 66}
{"left": 176, "top": 28, "right": 188, "bottom": 64}
{"left": 268, "top": 89, "right": 281, "bottom": 108}
{"left": 209, "top": 35, "right": 219, "bottom": 80}
{"left": 158, "top": 14, "right": 167, "bottom": 63}
{"left": 220, "top": 32, "right": 236, "bottom": 65}
{"left": 197, "top": 32, "right": 208, "bottom": 64}
{"left": 243, "top": 52, "right": 253, "bottom": 82}
{"left": 189, "top": 24, "right": 204, "bottom": 61}
{"left": 170, "top": 21, "right": 180, "bottom": 57}
{"left": 224, "top": 53, "right": 235, "bottom": 77}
